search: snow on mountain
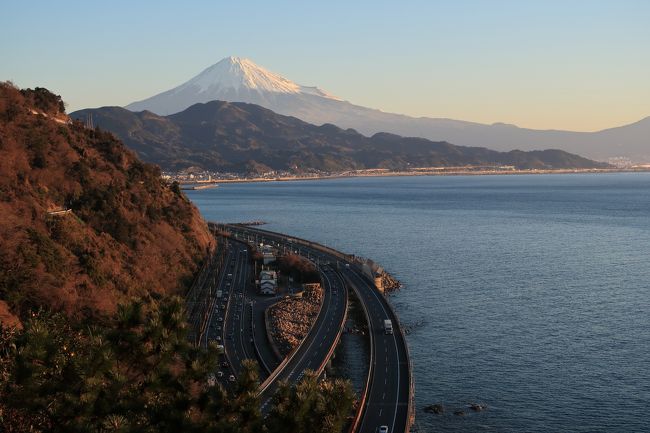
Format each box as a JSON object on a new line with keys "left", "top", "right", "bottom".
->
{"left": 126, "top": 56, "right": 341, "bottom": 115}
{"left": 125, "top": 57, "right": 650, "bottom": 162}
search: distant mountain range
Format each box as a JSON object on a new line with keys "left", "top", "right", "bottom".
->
{"left": 72, "top": 101, "right": 606, "bottom": 173}
{"left": 125, "top": 56, "right": 650, "bottom": 163}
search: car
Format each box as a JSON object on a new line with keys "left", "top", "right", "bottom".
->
{"left": 378, "top": 426, "right": 389, "bottom": 433}
{"left": 220, "top": 304, "right": 226, "bottom": 309}
{"left": 216, "top": 371, "right": 224, "bottom": 378}
{"left": 216, "top": 326, "right": 222, "bottom": 332}
{"left": 217, "top": 317, "right": 223, "bottom": 322}
{"left": 221, "top": 361, "right": 229, "bottom": 368}
{"left": 215, "top": 336, "right": 221, "bottom": 342}
{"left": 228, "top": 375, "right": 236, "bottom": 382}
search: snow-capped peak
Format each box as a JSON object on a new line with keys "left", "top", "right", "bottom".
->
{"left": 180, "top": 56, "right": 341, "bottom": 100}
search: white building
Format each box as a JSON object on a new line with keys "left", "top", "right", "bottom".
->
{"left": 259, "top": 270, "right": 278, "bottom": 295}
{"left": 261, "top": 244, "right": 276, "bottom": 265}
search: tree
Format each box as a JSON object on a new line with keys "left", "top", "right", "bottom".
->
{"left": 266, "top": 370, "right": 354, "bottom": 433}
{"left": 0, "top": 298, "right": 354, "bottom": 433}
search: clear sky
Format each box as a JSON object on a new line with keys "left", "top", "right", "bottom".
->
{"left": 2, "top": 0, "right": 648, "bottom": 131}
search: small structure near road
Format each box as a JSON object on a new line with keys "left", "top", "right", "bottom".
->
{"left": 261, "top": 244, "right": 276, "bottom": 264}
{"left": 47, "top": 208, "right": 72, "bottom": 216}
{"left": 258, "top": 270, "right": 278, "bottom": 295}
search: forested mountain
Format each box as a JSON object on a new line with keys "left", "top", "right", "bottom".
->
{"left": 73, "top": 100, "right": 606, "bottom": 173}
{"left": 0, "top": 83, "right": 212, "bottom": 326}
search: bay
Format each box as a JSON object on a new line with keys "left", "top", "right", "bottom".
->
{"left": 187, "top": 173, "right": 650, "bottom": 432}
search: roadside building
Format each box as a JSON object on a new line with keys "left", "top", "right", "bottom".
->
{"left": 259, "top": 270, "right": 278, "bottom": 295}
{"left": 261, "top": 244, "right": 276, "bottom": 265}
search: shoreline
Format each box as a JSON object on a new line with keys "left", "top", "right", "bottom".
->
{"left": 181, "top": 167, "right": 650, "bottom": 185}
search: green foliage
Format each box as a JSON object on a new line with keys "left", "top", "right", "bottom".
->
{"left": 266, "top": 371, "right": 355, "bottom": 433}
{"left": 0, "top": 297, "right": 355, "bottom": 433}
{"left": 25, "top": 228, "right": 65, "bottom": 277}
{"left": 170, "top": 181, "right": 182, "bottom": 196}
{"left": 0, "top": 296, "right": 222, "bottom": 432}
{"left": 20, "top": 87, "right": 65, "bottom": 115}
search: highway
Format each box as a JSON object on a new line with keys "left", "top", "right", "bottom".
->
{"left": 222, "top": 224, "right": 413, "bottom": 433}
{"left": 256, "top": 264, "right": 348, "bottom": 414}
{"left": 205, "top": 229, "right": 350, "bottom": 416}
{"left": 222, "top": 241, "right": 255, "bottom": 377}
{"left": 343, "top": 268, "right": 411, "bottom": 433}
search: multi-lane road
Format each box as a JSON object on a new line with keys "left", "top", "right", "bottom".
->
{"left": 223, "top": 224, "right": 413, "bottom": 433}
{"left": 343, "top": 268, "right": 412, "bottom": 433}
{"left": 257, "top": 264, "right": 348, "bottom": 413}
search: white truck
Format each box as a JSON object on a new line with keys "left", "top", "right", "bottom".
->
{"left": 384, "top": 319, "right": 393, "bottom": 335}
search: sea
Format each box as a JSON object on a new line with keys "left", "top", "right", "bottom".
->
{"left": 186, "top": 173, "right": 650, "bottom": 433}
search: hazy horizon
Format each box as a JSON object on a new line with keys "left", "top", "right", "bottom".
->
{"left": 2, "top": 0, "right": 649, "bottom": 131}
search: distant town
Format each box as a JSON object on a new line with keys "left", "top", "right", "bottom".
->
{"left": 164, "top": 162, "right": 650, "bottom": 186}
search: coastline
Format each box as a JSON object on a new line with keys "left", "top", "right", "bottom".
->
{"left": 181, "top": 167, "right": 650, "bottom": 186}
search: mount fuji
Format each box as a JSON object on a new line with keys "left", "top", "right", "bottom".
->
{"left": 126, "top": 57, "right": 650, "bottom": 162}
{"left": 126, "top": 56, "right": 342, "bottom": 117}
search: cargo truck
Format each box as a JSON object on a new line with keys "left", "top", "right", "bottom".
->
{"left": 384, "top": 319, "right": 393, "bottom": 335}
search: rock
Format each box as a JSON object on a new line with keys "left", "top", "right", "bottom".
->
{"left": 423, "top": 403, "right": 444, "bottom": 414}
{"left": 469, "top": 403, "right": 487, "bottom": 412}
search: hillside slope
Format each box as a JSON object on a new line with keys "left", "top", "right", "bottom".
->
{"left": 72, "top": 101, "right": 606, "bottom": 173}
{"left": 0, "top": 83, "right": 213, "bottom": 326}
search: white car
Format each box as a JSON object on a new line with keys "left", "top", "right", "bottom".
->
{"left": 228, "top": 374, "right": 236, "bottom": 382}
{"left": 216, "top": 371, "right": 224, "bottom": 378}
{"left": 378, "top": 427, "right": 389, "bottom": 433}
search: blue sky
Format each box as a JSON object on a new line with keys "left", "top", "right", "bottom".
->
{"left": 2, "top": 0, "right": 648, "bottom": 130}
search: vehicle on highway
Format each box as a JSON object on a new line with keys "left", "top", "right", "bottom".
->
{"left": 384, "top": 319, "right": 393, "bottom": 335}
{"left": 378, "top": 426, "right": 389, "bottom": 433}
{"left": 220, "top": 304, "right": 226, "bottom": 309}
{"left": 216, "top": 371, "right": 224, "bottom": 378}
{"left": 228, "top": 375, "right": 236, "bottom": 382}
{"left": 215, "top": 336, "right": 221, "bottom": 342}
{"left": 217, "top": 317, "right": 223, "bottom": 322}
{"left": 221, "top": 361, "right": 229, "bottom": 368}
{"left": 216, "top": 344, "right": 224, "bottom": 354}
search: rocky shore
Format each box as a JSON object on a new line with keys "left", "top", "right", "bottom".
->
{"left": 379, "top": 270, "right": 402, "bottom": 292}
{"left": 268, "top": 284, "right": 323, "bottom": 356}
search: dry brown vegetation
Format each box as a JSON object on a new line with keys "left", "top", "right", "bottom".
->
{"left": 276, "top": 253, "right": 320, "bottom": 284}
{"left": 0, "top": 83, "right": 212, "bottom": 326}
{"left": 268, "top": 284, "right": 323, "bottom": 356}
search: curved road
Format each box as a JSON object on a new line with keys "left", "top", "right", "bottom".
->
{"left": 256, "top": 264, "right": 348, "bottom": 413}
{"left": 223, "top": 224, "right": 413, "bottom": 433}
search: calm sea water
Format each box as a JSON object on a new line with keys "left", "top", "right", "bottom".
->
{"left": 187, "top": 173, "right": 650, "bottom": 433}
